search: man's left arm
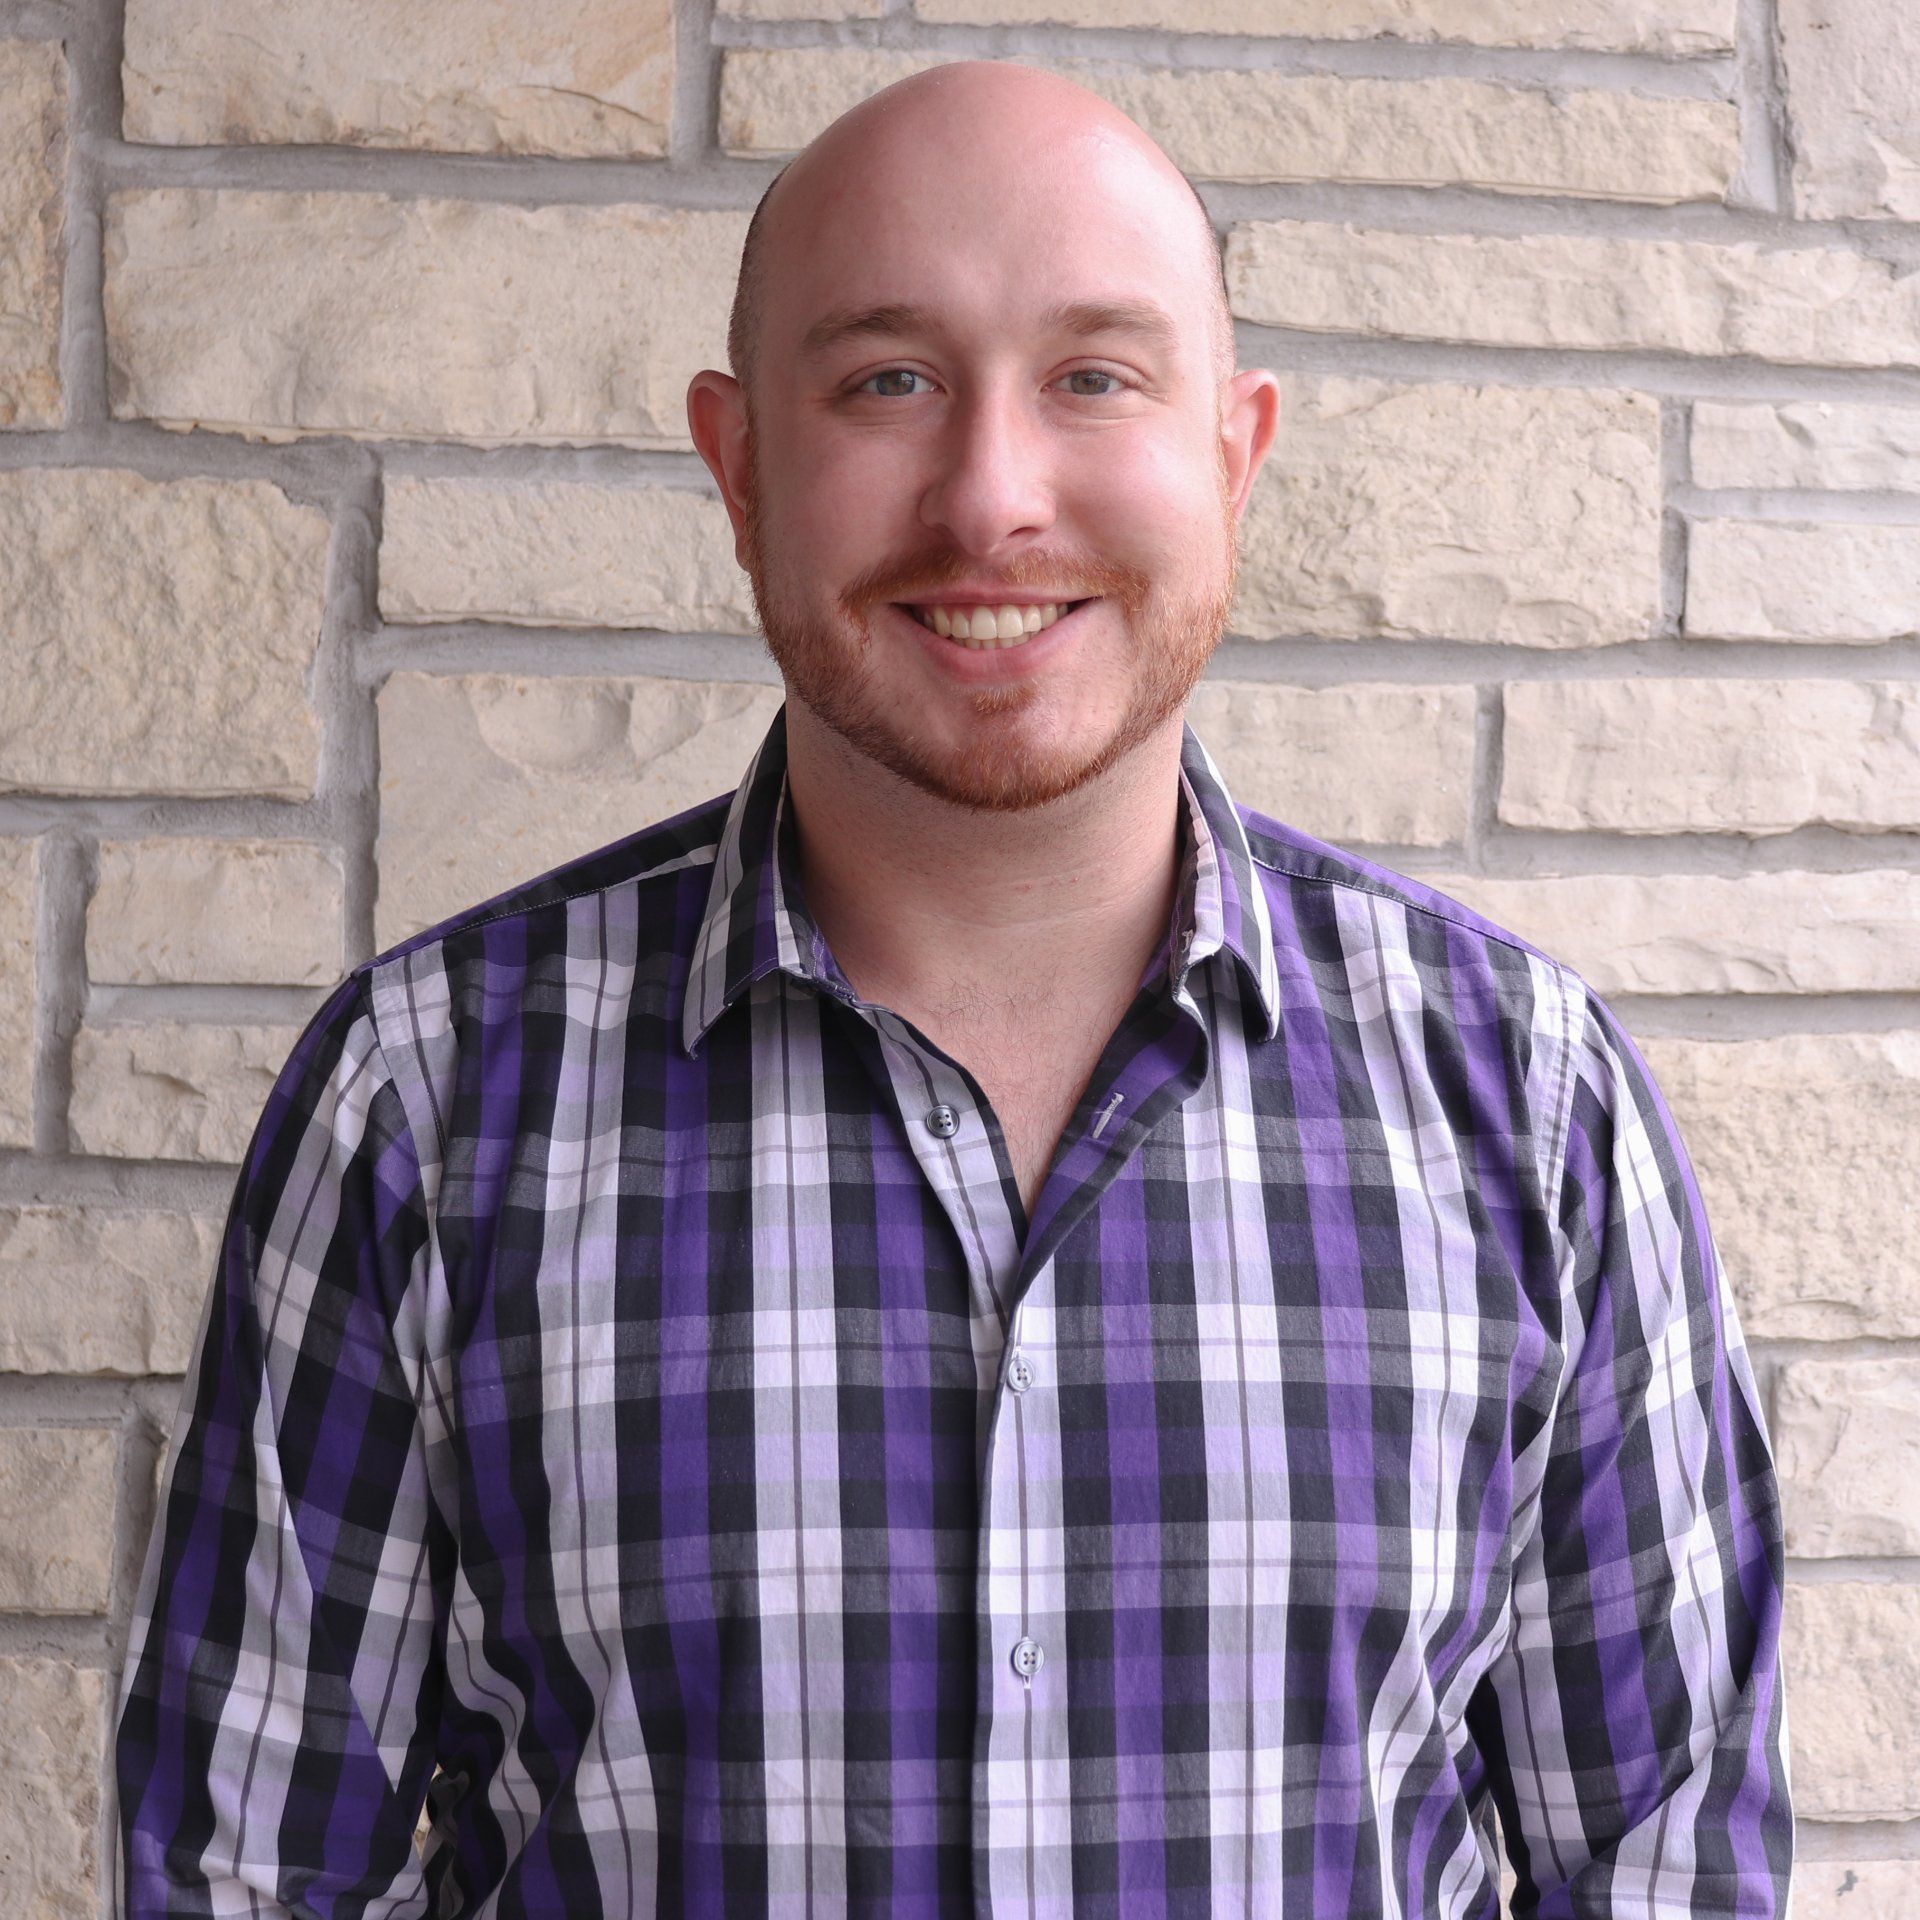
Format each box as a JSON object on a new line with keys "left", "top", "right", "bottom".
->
{"left": 1467, "top": 979, "right": 1793, "bottom": 1918}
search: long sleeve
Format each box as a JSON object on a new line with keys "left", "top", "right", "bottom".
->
{"left": 1468, "top": 981, "right": 1793, "bottom": 1918}
{"left": 116, "top": 971, "right": 450, "bottom": 1918}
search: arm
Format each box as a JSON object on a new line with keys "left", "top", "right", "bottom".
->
{"left": 1468, "top": 982, "right": 1792, "bottom": 1918}
{"left": 115, "top": 972, "right": 449, "bottom": 1917}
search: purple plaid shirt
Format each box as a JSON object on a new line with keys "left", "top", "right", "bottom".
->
{"left": 116, "top": 705, "right": 1791, "bottom": 1918}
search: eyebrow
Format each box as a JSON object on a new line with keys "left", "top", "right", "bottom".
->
{"left": 797, "top": 296, "right": 1184, "bottom": 360}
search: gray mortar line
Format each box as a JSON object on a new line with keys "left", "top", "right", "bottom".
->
{"left": 32, "top": 831, "right": 93, "bottom": 1158}
{"left": 1659, "top": 396, "right": 1693, "bottom": 637}
{"left": 712, "top": 13, "right": 1740, "bottom": 98}
{"left": 312, "top": 450, "right": 384, "bottom": 967}
{"left": 49, "top": 0, "right": 119, "bottom": 429}
{"left": 1795, "top": 1821, "right": 1920, "bottom": 1863}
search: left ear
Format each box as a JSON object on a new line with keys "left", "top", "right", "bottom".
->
{"left": 1217, "top": 369, "right": 1283, "bottom": 523}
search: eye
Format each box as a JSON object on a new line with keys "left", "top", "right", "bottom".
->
{"left": 853, "top": 368, "right": 932, "bottom": 398}
{"left": 1059, "top": 368, "right": 1126, "bottom": 397}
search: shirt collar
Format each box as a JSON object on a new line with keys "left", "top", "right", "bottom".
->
{"left": 680, "top": 703, "right": 1282, "bottom": 1057}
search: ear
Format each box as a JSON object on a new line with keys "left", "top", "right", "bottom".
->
{"left": 687, "top": 370, "right": 755, "bottom": 566}
{"left": 1216, "top": 368, "right": 1283, "bottom": 524}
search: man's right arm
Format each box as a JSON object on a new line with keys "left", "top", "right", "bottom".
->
{"left": 116, "top": 970, "right": 449, "bottom": 1916}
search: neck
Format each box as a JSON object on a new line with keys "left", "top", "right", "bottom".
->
{"left": 783, "top": 702, "right": 1187, "bottom": 1024}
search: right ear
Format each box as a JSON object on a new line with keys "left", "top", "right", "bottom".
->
{"left": 686, "top": 371, "right": 754, "bottom": 567}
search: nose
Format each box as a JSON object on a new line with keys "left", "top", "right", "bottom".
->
{"left": 916, "top": 379, "right": 1057, "bottom": 557}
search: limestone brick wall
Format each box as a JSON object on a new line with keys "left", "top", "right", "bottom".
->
{"left": 1, "top": 0, "right": 1917, "bottom": 1911}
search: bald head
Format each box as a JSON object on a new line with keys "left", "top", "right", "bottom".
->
{"left": 725, "top": 60, "right": 1234, "bottom": 415}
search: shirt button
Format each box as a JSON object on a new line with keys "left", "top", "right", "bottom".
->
{"left": 1011, "top": 1636, "right": 1044, "bottom": 1680}
{"left": 925, "top": 1103, "right": 959, "bottom": 1138}
{"left": 1006, "top": 1351, "right": 1035, "bottom": 1394}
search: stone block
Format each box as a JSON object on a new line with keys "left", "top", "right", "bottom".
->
{"left": 908, "top": 0, "right": 1735, "bottom": 54}
{"left": 1188, "top": 680, "right": 1474, "bottom": 847}
{"left": 1226, "top": 222, "right": 1920, "bottom": 370}
{"left": 0, "top": 1205, "right": 219, "bottom": 1374}
{"left": 0, "top": 38, "right": 66, "bottom": 428}
{"left": 0, "top": 839, "right": 34, "bottom": 1148}
{"left": 1784, "top": 1582, "right": 1920, "bottom": 1820}
{"left": 1639, "top": 1033, "right": 1920, "bottom": 1343}
{"left": 0, "top": 468, "right": 324, "bottom": 796}
{"left": 721, "top": 49, "right": 1737, "bottom": 203}
{"left": 89, "top": 838, "right": 343, "bottom": 985}
{"left": 69, "top": 1020, "right": 310, "bottom": 1163}
{"left": 1691, "top": 401, "right": 1920, "bottom": 492}
{"left": 1774, "top": 1359, "right": 1920, "bottom": 1557}
{"left": 1793, "top": 1862, "right": 1920, "bottom": 1920}
{"left": 106, "top": 190, "right": 745, "bottom": 449}
{"left": 379, "top": 478, "right": 754, "bottom": 631}
{"left": 123, "top": 0, "right": 672, "bottom": 157}
{"left": 0, "top": 1657, "right": 106, "bottom": 1920}
{"left": 1686, "top": 522, "right": 1920, "bottom": 642}
{"left": 376, "top": 673, "right": 783, "bottom": 945}
{"left": 1780, "top": 0, "right": 1920, "bottom": 220}
{"left": 1233, "top": 380, "right": 1660, "bottom": 647}
{"left": 1435, "top": 870, "right": 1920, "bottom": 994}
{"left": 1500, "top": 680, "right": 1920, "bottom": 834}
{"left": 0, "top": 1428, "right": 117, "bottom": 1612}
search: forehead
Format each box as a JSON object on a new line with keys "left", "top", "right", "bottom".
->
{"left": 760, "top": 115, "right": 1211, "bottom": 364}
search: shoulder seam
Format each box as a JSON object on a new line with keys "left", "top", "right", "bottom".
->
{"left": 354, "top": 841, "right": 719, "bottom": 989}
{"left": 1247, "top": 849, "right": 1558, "bottom": 968}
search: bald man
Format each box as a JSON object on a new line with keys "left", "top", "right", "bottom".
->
{"left": 118, "top": 60, "right": 1790, "bottom": 1920}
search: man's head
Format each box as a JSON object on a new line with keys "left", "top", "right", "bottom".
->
{"left": 688, "top": 59, "right": 1281, "bottom": 814}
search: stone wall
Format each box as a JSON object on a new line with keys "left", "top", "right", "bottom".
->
{"left": 2, "top": 0, "right": 1917, "bottom": 1911}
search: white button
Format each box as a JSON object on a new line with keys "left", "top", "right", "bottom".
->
{"left": 925, "top": 1104, "right": 959, "bottom": 1138}
{"left": 1011, "top": 1636, "right": 1044, "bottom": 1680}
{"left": 1006, "top": 1352, "right": 1035, "bottom": 1394}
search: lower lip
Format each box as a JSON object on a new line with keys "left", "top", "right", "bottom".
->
{"left": 884, "top": 599, "right": 1099, "bottom": 681}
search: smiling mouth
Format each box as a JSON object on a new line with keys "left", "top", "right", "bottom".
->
{"left": 894, "top": 598, "right": 1095, "bottom": 650}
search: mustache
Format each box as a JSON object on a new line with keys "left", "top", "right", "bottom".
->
{"left": 838, "top": 547, "right": 1154, "bottom": 618}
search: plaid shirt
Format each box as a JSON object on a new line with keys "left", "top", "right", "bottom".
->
{"left": 117, "top": 706, "right": 1791, "bottom": 1918}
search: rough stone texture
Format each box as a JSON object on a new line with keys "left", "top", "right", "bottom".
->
{"left": 123, "top": 0, "right": 672, "bottom": 158}
{"left": 106, "top": 190, "right": 747, "bottom": 449}
{"left": 1781, "top": 0, "right": 1920, "bottom": 220}
{"left": 1233, "top": 380, "right": 1660, "bottom": 647}
{"left": 721, "top": 49, "right": 1737, "bottom": 204}
{"left": 1225, "top": 221, "right": 1920, "bottom": 370}
{"left": 908, "top": 0, "right": 1735, "bottom": 55}
{"left": 1685, "top": 522, "right": 1920, "bottom": 642}
{"left": 0, "top": 38, "right": 66, "bottom": 428}
{"left": 1433, "top": 870, "right": 1920, "bottom": 994}
{"left": 379, "top": 478, "right": 756, "bottom": 632}
{"left": 1638, "top": 1033, "right": 1920, "bottom": 1342}
{"left": 89, "top": 838, "right": 345, "bottom": 986}
{"left": 0, "top": 1658, "right": 106, "bottom": 1920}
{"left": 0, "top": 468, "right": 325, "bottom": 797}
{"left": 1691, "top": 400, "right": 1920, "bottom": 492}
{"left": 0, "top": 1428, "right": 118, "bottom": 1611}
{"left": 0, "top": 839, "right": 34, "bottom": 1149}
{"left": 1499, "top": 680, "right": 1920, "bottom": 835}
{"left": 1187, "top": 681, "right": 1475, "bottom": 847}
{"left": 716, "top": 0, "right": 880, "bottom": 13}
{"left": 0, "top": 1205, "right": 219, "bottom": 1375}
{"left": 69, "top": 1020, "right": 311, "bottom": 1163}
{"left": 376, "top": 673, "right": 785, "bottom": 946}
{"left": 1794, "top": 1862, "right": 1920, "bottom": 1920}
{"left": 1773, "top": 1359, "right": 1920, "bottom": 1556}
{"left": 1784, "top": 1583, "right": 1920, "bottom": 1821}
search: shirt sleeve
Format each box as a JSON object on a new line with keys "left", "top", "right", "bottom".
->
{"left": 1467, "top": 979, "right": 1793, "bottom": 1918}
{"left": 115, "top": 970, "right": 449, "bottom": 1917}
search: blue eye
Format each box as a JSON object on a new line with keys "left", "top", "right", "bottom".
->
{"left": 857, "top": 369, "right": 929, "bottom": 398}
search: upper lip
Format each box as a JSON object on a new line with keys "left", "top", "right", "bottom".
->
{"left": 892, "top": 589, "right": 1093, "bottom": 607}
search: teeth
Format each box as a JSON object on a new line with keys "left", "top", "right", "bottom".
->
{"left": 906, "top": 601, "right": 1080, "bottom": 649}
